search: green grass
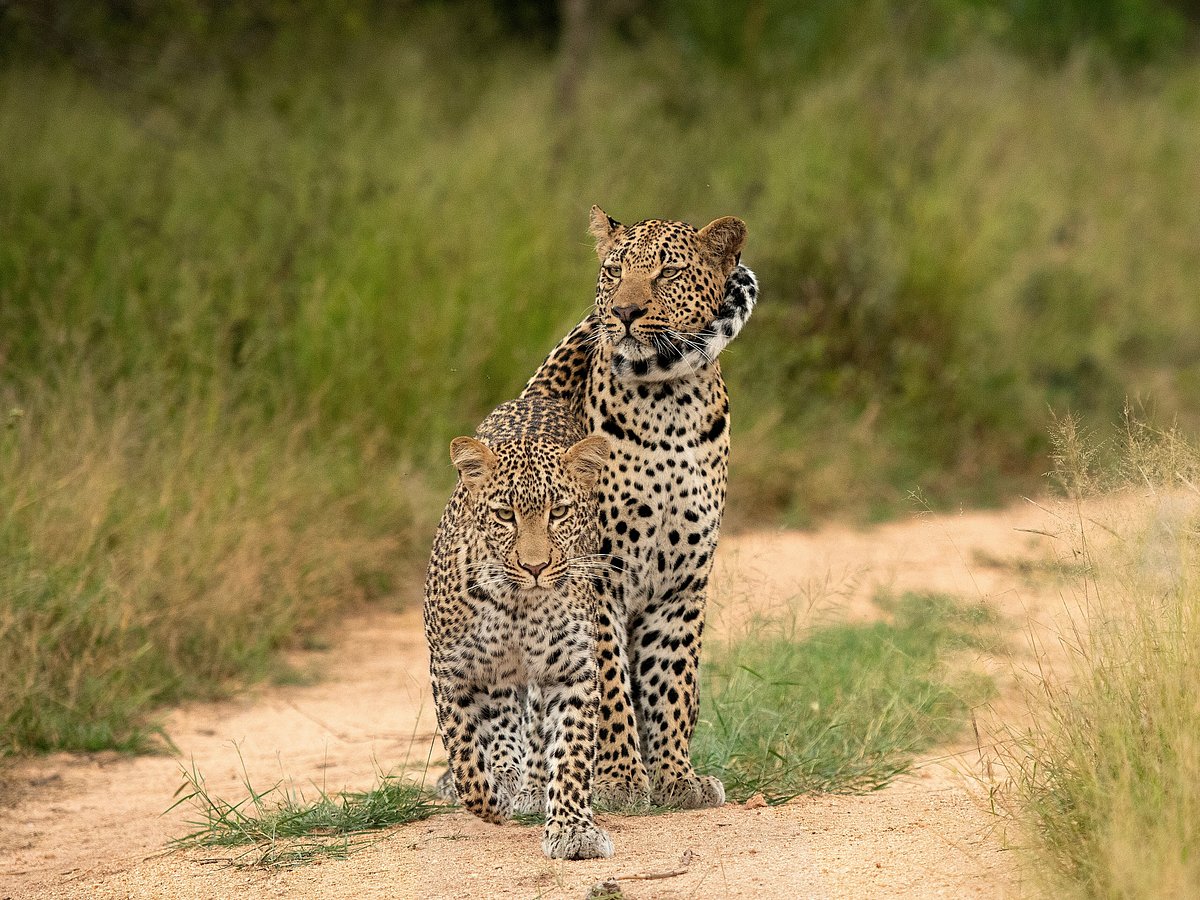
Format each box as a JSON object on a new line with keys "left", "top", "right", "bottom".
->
{"left": 695, "top": 592, "right": 1000, "bottom": 801}
{"left": 172, "top": 591, "right": 999, "bottom": 866}
{"left": 3, "top": 5, "right": 1200, "bottom": 753}
{"left": 171, "top": 759, "right": 445, "bottom": 868}
{"left": 999, "top": 422, "right": 1200, "bottom": 897}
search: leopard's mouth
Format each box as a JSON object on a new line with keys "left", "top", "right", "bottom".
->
{"left": 511, "top": 580, "right": 567, "bottom": 603}
{"left": 612, "top": 333, "right": 655, "bottom": 358}
{"left": 615, "top": 330, "right": 696, "bottom": 364}
{"left": 507, "top": 569, "right": 569, "bottom": 595}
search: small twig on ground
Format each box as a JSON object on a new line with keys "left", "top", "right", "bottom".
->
{"left": 588, "top": 849, "right": 695, "bottom": 897}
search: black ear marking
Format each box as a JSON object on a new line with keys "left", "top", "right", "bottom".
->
{"left": 606, "top": 215, "right": 618, "bottom": 230}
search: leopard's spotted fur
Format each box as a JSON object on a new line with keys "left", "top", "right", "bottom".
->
{"left": 519, "top": 208, "right": 756, "bottom": 809}
{"left": 423, "top": 397, "right": 614, "bottom": 859}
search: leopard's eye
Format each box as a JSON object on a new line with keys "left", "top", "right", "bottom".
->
{"left": 549, "top": 504, "right": 570, "bottom": 521}
{"left": 659, "top": 266, "right": 681, "bottom": 279}
{"left": 603, "top": 264, "right": 621, "bottom": 279}
{"left": 493, "top": 507, "right": 515, "bottom": 522}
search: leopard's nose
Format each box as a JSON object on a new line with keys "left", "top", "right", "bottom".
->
{"left": 613, "top": 305, "right": 647, "bottom": 326}
{"left": 521, "top": 560, "right": 548, "bottom": 578}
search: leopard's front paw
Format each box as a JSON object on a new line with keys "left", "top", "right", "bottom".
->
{"left": 653, "top": 774, "right": 725, "bottom": 809}
{"left": 593, "top": 775, "right": 651, "bottom": 812}
{"left": 541, "top": 820, "right": 614, "bottom": 860}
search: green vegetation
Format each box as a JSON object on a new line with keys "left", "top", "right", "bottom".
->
{"left": 2, "top": 2, "right": 1199, "bottom": 752}
{"left": 0, "top": 394, "right": 424, "bottom": 753}
{"left": 695, "top": 592, "right": 999, "bottom": 801}
{"left": 174, "top": 591, "right": 998, "bottom": 865}
{"left": 172, "top": 760, "right": 443, "bottom": 867}
{"left": 1000, "top": 421, "right": 1200, "bottom": 897}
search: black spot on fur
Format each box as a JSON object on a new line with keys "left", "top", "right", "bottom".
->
{"left": 602, "top": 418, "right": 626, "bottom": 440}
{"left": 701, "top": 415, "right": 726, "bottom": 443}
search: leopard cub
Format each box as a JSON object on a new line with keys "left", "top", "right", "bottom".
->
{"left": 423, "top": 397, "right": 613, "bottom": 860}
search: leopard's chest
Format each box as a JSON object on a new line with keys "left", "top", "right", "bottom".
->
{"left": 453, "top": 589, "right": 594, "bottom": 685}
{"left": 584, "top": 373, "right": 730, "bottom": 608}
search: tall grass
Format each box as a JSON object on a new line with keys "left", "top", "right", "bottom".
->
{"left": 1000, "top": 421, "right": 1200, "bottom": 896}
{"left": 5, "top": 31, "right": 1200, "bottom": 517}
{"left": 0, "top": 383, "right": 426, "bottom": 753}
{"left": 3, "top": 10, "right": 1200, "bottom": 752}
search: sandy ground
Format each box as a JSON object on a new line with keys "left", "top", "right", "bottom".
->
{"left": 1, "top": 500, "right": 1087, "bottom": 900}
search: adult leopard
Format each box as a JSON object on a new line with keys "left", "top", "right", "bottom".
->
{"left": 520, "top": 207, "right": 757, "bottom": 809}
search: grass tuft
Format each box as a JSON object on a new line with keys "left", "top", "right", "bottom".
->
{"left": 695, "top": 592, "right": 999, "bottom": 802}
{"left": 171, "top": 758, "right": 444, "bottom": 868}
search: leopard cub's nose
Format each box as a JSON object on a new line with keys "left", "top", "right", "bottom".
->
{"left": 613, "top": 305, "right": 647, "bottom": 326}
{"left": 521, "top": 560, "right": 548, "bottom": 577}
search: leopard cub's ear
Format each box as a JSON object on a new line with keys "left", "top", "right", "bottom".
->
{"left": 562, "top": 435, "right": 610, "bottom": 488}
{"left": 450, "top": 437, "right": 496, "bottom": 490}
{"left": 589, "top": 205, "right": 624, "bottom": 261}
{"left": 697, "top": 216, "right": 747, "bottom": 277}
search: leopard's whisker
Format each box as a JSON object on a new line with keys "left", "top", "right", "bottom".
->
{"left": 469, "top": 574, "right": 509, "bottom": 588}
{"left": 662, "top": 331, "right": 704, "bottom": 376}
{"left": 563, "top": 554, "right": 619, "bottom": 566}
{"left": 667, "top": 329, "right": 710, "bottom": 359}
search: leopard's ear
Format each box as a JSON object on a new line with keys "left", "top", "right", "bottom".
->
{"left": 562, "top": 435, "right": 610, "bottom": 488}
{"left": 697, "top": 216, "right": 747, "bottom": 277}
{"left": 450, "top": 437, "right": 496, "bottom": 490}
{"left": 589, "top": 205, "right": 624, "bottom": 261}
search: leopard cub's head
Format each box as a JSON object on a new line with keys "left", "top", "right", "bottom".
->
{"left": 448, "top": 433, "right": 609, "bottom": 595}
{"left": 588, "top": 206, "right": 747, "bottom": 366}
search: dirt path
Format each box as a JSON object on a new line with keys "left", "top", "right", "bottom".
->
{"left": 1, "top": 501, "right": 1080, "bottom": 899}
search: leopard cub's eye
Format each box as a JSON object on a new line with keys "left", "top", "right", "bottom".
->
{"left": 494, "top": 507, "right": 515, "bottom": 522}
{"left": 549, "top": 504, "right": 570, "bottom": 520}
{"left": 659, "top": 266, "right": 680, "bottom": 279}
{"left": 603, "top": 264, "right": 621, "bottom": 279}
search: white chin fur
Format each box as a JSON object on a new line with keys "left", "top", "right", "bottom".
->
{"left": 606, "top": 263, "right": 759, "bottom": 383}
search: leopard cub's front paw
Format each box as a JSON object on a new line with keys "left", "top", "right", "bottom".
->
{"left": 541, "top": 820, "right": 614, "bottom": 860}
{"left": 653, "top": 773, "right": 725, "bottom": 810}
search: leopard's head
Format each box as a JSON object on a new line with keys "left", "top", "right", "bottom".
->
{"left": 449, "top": 433, "right": 609, "bottom": 595}
{"left": 588, "top": 206, "right": 747, "bottom": 371}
